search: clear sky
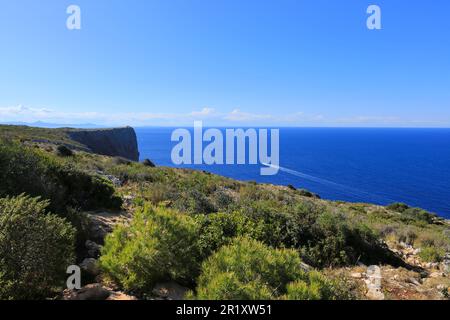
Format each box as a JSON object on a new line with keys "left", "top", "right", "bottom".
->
{"left": 0, "top": 0, "right": 449, "bottom": 127}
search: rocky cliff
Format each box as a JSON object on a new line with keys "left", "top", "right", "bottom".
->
{"left": 66, "top": 127, "right": 139, "bottom": 161}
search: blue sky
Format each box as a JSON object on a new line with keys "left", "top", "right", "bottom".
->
{"left": 0, "top": 0, "right": 449, "bottom": 127}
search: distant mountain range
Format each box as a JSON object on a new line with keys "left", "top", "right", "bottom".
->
{"left": 0, "top": 121, "right": 105, "bottom": 129}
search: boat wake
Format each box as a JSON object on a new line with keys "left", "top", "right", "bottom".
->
{"left": 263, "top": 163, "right": 395, "bottom": 204}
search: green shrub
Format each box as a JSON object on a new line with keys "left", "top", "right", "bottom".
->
{"left": 387, "top": 203, "right": 410, "bottom": 213}
{"left": 418, "top": 246, "right": 445, "bottom": 263}
{"left": 112, "top": 156, "right": 131, "bottom": 165}
{"left": 386, "top": 203, "right": 438, "bottom": 225}
{"left": 240, "top": 199, "right": 398, "bottom": 268}
{"left": 397, "top": 228, "right": 418, "bottom": 246}
{"left": 194, "top": 212, "right": 260, "bottom": 260}
{"left": 108, "top": 164, "right": 154, "bottom": 183}
{"left": 296, "top": 189, "right": 319, "bottom": 198}
{"left": 283, "top": 271, "right": 338, "bottom": 300}
{"left": 194, "top": 237, "right": 307, "bottom": 300}
{"left": 211, "top": 189, "right": 235, "bottom": 209}
{"left": 241, "top": 199, "right": 301, "bottom": 248}
{"left": 173, "top": 188, "right": 217, "bottom": 214}
{"left": 0, "top": 195, "right": 76, "bottom": 300}
{"left": 401, "top": 208, "right": 436, "bottom": 224}
{"left": 142, "top": 182, "right": 180, "bottom": 205}
{"left": 100, "top": 205, "right": 200, "bottom": 292}
{"left": 0, "top": 142, "right": 122, "bottom": 213}
{"left": 56, "top": 145, "right": 73, "bottom": 157}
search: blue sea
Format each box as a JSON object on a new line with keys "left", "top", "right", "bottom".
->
{"left": 136, "top": 127, "right": 450, "bottom": 219}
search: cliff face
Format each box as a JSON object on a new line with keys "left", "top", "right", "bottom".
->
{"left": 67, "top": 127, "right": 139, "bottom": 161}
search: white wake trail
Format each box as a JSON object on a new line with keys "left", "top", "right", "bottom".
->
{"left": 263, "top": 163, "right": 394, "bottom": 203}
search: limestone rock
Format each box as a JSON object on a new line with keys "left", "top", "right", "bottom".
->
{"left": 429, "top": 272, "right": 445, "bottom": 278}
{"left": 365, "top": 265, "right": 385, "bottom": 300}
{"left": 152, "top": 282, "right": 189, "bottom": 300}
{"left": 80, "top": 258, "right": 100, "bottom": 276}
{"left": 107, "top": 292, "right": 138, "bottom": 300}
{"left": 67, "top": 127, "right": 139, "bottom": 161}
{"left": 86, "top": 211, "right": 127, "bottom": 243}
{"left": 63, "top": 284, "right": 111, "bottom": 300}
{"left": 85, "top": 240, "right": 102, "bottom": 258}
{"left": 351, "top": 272, "right": 363, "bottom": 279}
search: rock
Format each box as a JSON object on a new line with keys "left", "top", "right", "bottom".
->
{"left": 86, "top": 212, "right": 123, "bottom": 243}
{"left": 88, "top": 220, "right": 111, "bottom": 243}
{"left": 67, "top": 127, "right": 139, "bottom": 161}
{"left": 63, "top": 284, "right": 111, "bottom": 300}
{"left": 406, "top": 277, "right": 421, "bottom": 286}
{"left": 429, "top": 272, "right": 445, "bottom": 278}
{"left": 442, "top": 256, "right": 450, "bottom": 274}
{"left": 105, "top": 175, "right": 122, "bottom": 187}
{"left": 365, "top": 266, "right": 385, "bottom": 300}
{"left": 399, "top": 242, "right": 413, "bottom": 250}
{"left": 142, "top": 159, "right": 156, "bottom": 167}
{"left": 123, "top": 195, "right": 135, "bottom": 207}
{"left": 152, "top": 282, "right": 189, "bottom": 300}
{"left": 437, "top": 284, "right": 446, "bottom": 291}
{"left": 80, "top": 258, "right": 100, "bottom": 276}
{"left": 85, "top": 240, "right": 101, "bottom": 258}
{"left": 351, "top": 272, "right": 363, "bottom": 279}
{"left": 357, "top": 262, "right": 367, "bottom": 268}
{"left": 299, "top": 262, "right": 312, "bottom": 273}
{"left": 107, "top": 292, "right": 138, "bottom": 300}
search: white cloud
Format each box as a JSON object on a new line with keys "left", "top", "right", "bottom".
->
{"left": 190, "top": 107, "right": 216, "bottom": 117}
{"left": 223, "top": 109, "right": 274, "bottom": 122}
{"left": 2, "top": 104, "right": 445, "bottom": 127}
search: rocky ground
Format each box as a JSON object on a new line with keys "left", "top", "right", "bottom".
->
{"left": 64, "top": 208, "right": 449, "bottom": 301}
{"left": 63, "top": 180, "right": 450, "bottom": 301}
{"left": 339, "top": 242, "right": 450, "bottom": 300}
{"left": 63, "top": 201, "right": 191, "bottom": 301}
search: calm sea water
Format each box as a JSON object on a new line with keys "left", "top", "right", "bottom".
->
{"left": 135, "top": 127, "right": 450, "bottom": 218}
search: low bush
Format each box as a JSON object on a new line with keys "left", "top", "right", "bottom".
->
{"left": 387, "top": 203, "right": 410, "bottom": 213}
{"left": 401, "top": 208, "right": 437, "bottom": 224}
{"left": 0, "top": 195, "right": 76, "bottom": 300}
{"left": 193, "top": 237, "right": 342, "bottom": 300}
{"left": 397, "top": 228, "right": 418, "bottom": 246}
{"left": 300, "top": 210, "right": 396, "bottom": 267}
{"left": 56, "top": 145, "right": 73, "bottom": 157}
{"left": 419, "top": 246, "right": 445, "bottom": 263}
{"left": 194, "top": 237, "right": 305, "bottom": 299}
{"left": 99, "top": 205, "right": 200, "bottom": 292}
{"left": 112, "top": 156, "right": 131, "bottom": 166}
{"left": 194, "top": 212, "right": 260, "bottom": 260}
{"left": 283, "top": 271, "right": 339, "bottom": 300}
{"left": 0, "top": 142, "right": 122, "bottom": 213}
{"left": 296, "top": 189, "right": 319, "bottom": 198}
{"left": 107, "top": 163, "right": 166, "bottom": 183}
{"left": 240, "top": 200, "right": 398, "bottom": 268}
{"left": 172, "top": 188, "right": 217, "bottom": 214}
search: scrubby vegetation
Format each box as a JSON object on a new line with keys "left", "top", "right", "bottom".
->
{"left": 0, "top": 125, "right": 449, "bottom": 300}
{"left": 0, "top": 195, "right": 75, "bottom": 299}
{"left": 192, "top": 237, "right": 343, "bottom": 300}
{"left": 0, "top": 141, "right": 122, "bottom": 213}
{"left": 100, "top": 205, "right": 200, "bottom": 292}
{"left": 284, "top": 271, "right": 341, "bottom": 300}
{"left": 56, "top": 145, "right": 74, "bottom": 157}
{"left": 419, "top": 246, "right": 445, "bottom": 263}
